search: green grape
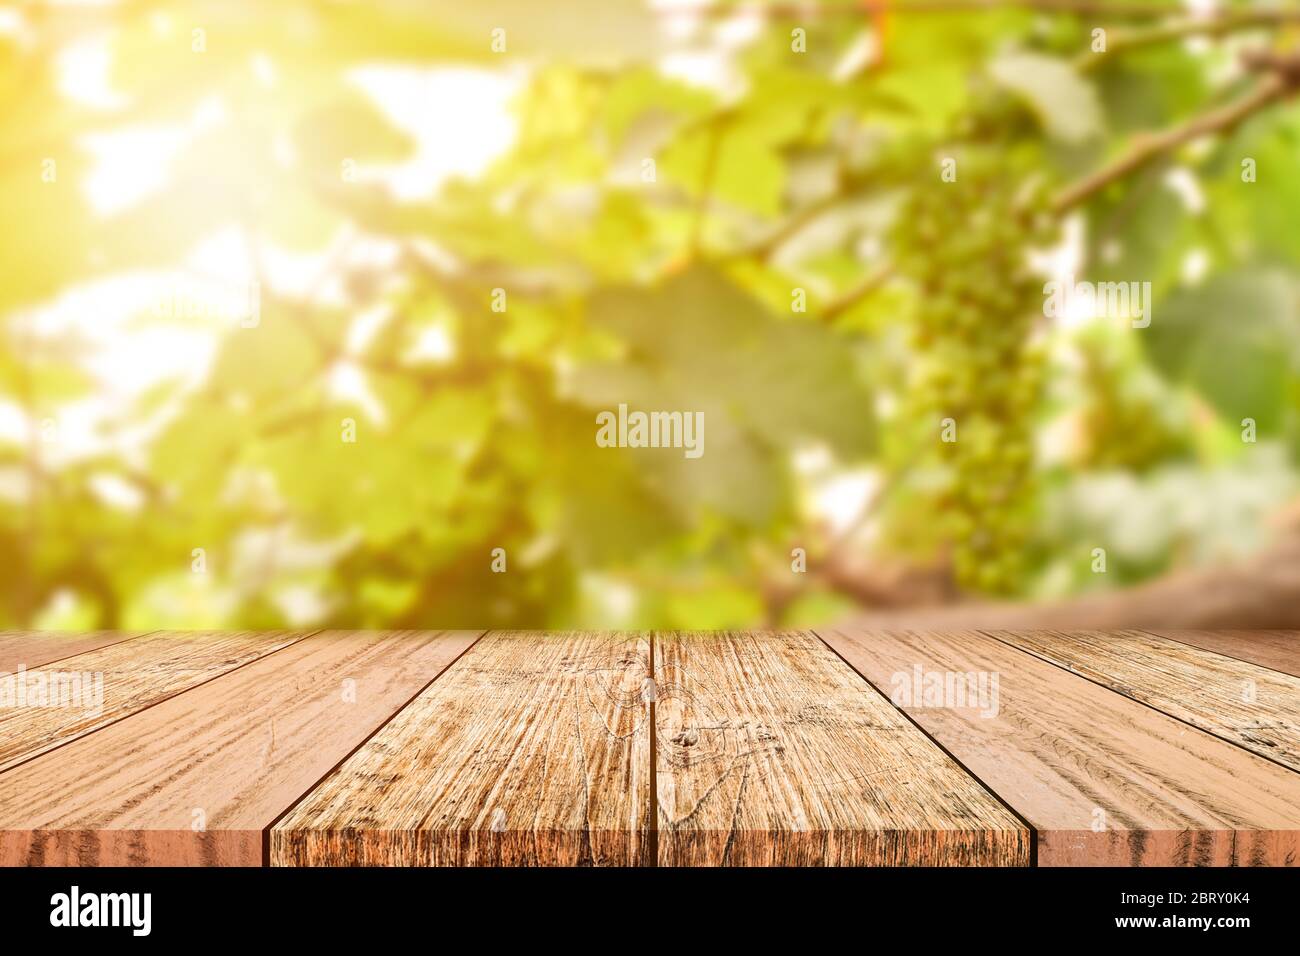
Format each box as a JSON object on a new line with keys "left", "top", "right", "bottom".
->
{"left": 887, "top": 144, "right": 1056, "bottom": 595}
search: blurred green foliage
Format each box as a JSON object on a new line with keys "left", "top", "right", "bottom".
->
{"left": 3, "top": 1, "right": 1299, "bottom": 630}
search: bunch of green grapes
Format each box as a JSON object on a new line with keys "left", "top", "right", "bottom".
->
{"left": 890, "top": 149, "right": 1056, "bottom": 594}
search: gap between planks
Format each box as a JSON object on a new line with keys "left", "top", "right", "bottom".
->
{"left": 260, "top": 629, "right": 486, "bottom": 865}
{"left": 811, "top": 627, "right": 1040, "bottom": 866}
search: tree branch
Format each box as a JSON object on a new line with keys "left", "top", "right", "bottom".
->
{"left": 1077, "top": 9, "right": 1300, "bottom": 71}
{"left": 1052, "top": 65, "right": 1298, "bottom": 213}
{"left": 820, "top": 260, "right": 896, "bottom": 320}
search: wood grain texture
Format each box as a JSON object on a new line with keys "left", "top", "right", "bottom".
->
{"left": 821, "top": 628, "right": 1300, "bottom": 866}
{"left": 0, "top": 630, "right": 303, "bottom": 773}
{"left": 654, "top": 630, "right": 1029, "bottom": 866}
{"left": 0, "top": 630, "right": 480, "bottom": 866}
{"left": 0, "top": 632, "right": 143, "bottom": 672}
{"left": 993, "top": 629, "right": 1300, "bottom": 773}
{"left": 272, "top": 631, "right": 653, "bottom": 867}
{"left": 1147, "top": 629, "right": 1300, "bottom": 678}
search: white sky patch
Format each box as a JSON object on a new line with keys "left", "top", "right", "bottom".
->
{"left": 833, "top": 31, "right": 879, "bottom": 82}
{"left": 327, "top": 360, "right": 386, "bottom": 425}
{"left": 0, "top": 8, "right": 29, "bottom": 41}
{"left": 88, "top": 322, "right": 220, "bottom": 390}
{"left": 230, "top": 524, "right": 356, "bottom": 581}
{"left": 1058, "top": 295, "right": 1100, "bottom": 332}
{"left": 126, "top": 573, "right": 237, "bottom": 630}
{"left": 81, "top": 126, "right": 189, "bottom": 214}
{"left": 1028, "top": 212, "right": 1086, "bottom": 279}
{"left": 810, "top": 469, "right": 880, "bottom": 535}
{"left": 60, "top": 30, "right": 224, "bottom": 214}
{"left": 39, "top": 399, "right": 112, "bottom": 465}
{"left": 186, "top": 224, "right": 375, "bottom": 308}
{"left": 57, "top": 33, "right": 126, "bottom": 110}
{"left": 89, "top": 471, "right": 146, "bottom": 511}
{"left": 250, "top": 51, "right": 277, "bottom": 88}
{"left": 189, "top": 95, "right": 227, "bottom": 129}
{"left": 856, "top": 233, "right": 884, "bottom": 262}
{"left": 1206, "top": 48, "right": 1246, "bottom": 88}
{"left": 792, "top": 443, "right": 834, "bottom": 476}
{"left": 272, "top": 131, "right": 296, "bottom": 169}
{"left": 186, "top": 225, "right": 261, "bottom": 283}
{"left": 658, "top": 4, "right": 761, "bottom": 99}
{"left": 80, "top": 97, "right": 226, "bottom": 215}
{"left": 1038, "top": 409, "right": 1083, "bottom": 468}
{"left": 22, "top": 270, "right": 221, "bottom": 384}
{"left": 9, "top": 54, "right": 517, "bottom": 480}
{"left": 0, "top": 401, "right": 25, "bottom": 446}
{"left": 347, "top": 66, "right": 523, "bottom": 201}
{"left": 3, "top": 220, "right": 330, "bottom": 465}
{"left": 148, "top": 10, "right": 176, "bottom": 38}
{"left": 406, "top": 323, "right": 456, "bottom": 364}
{"left": 346, "top": 303, "right": 393, "bottom": 354}
{"left": 715, "top": 8, "right": 765, "bottom": 48}
{"left": 258, "top": 239, "right": 346, "bottom": 305}
{"left": 1181, "top": 247, "right": 1210, "bottom": 285}
{"left": 33, "top": 588, "right": 92, "bottom": 631}
{"left": 650, "top": 0, "right": 708, "bottom": 42}
{"left": 1164, "top": 166, "right": 1206, "bottom": 213}
{"left": 273, "top": 585, "right": 332, "bottom": 627}
{"left": 341, "top": 231, "right": 405, "bottom": 273}
{"left": 1180, "top": 0, "right": 1217, "bottom": 54}
{"left": 1030, "top": 215, "right": 1114, "bottom": 332}
{"left": 8, "top": 272, "right": 219, "bottom": 467}
{"left": 581, "top": 573, "right": 638, "bottom": 624}
{"left": 659, "top": 48, "right": 743, "bottom": 97}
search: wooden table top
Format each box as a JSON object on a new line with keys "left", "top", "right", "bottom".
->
{"left": 0, "top": 628, "right": 1296, "bottom": 867}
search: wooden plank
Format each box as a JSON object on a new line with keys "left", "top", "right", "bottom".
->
{"left": 994, "top": 629, "right": 1300, "bottom": 773}
{"left": 0, "top": 632, "right": 143, "bottom": 672}
{"left": 820, "top": 628, "right": 1300, "bottom": 866}
{"left": 272, "top": 631, "right": 654, "bottom": 867}
{"left": 0, "top": 630, "right": 302, "bottom": 773}
{"left": 1147, "top": 629, "right": 1300, "bottom": 679}
{"left": 654, "top": 630, "right": 1029, "bottom": 866}
{"left": 0, "top": 630, "right": 480, "bottom": 866}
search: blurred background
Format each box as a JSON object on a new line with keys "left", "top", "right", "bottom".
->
{"left": 4, "top": 0, "right": 1300, "bottom": 631}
